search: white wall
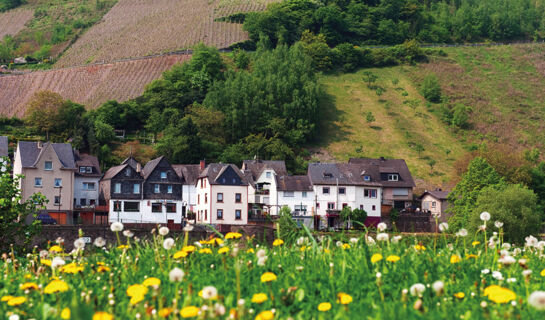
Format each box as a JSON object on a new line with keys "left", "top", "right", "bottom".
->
{"left": 195, "top": 177, "right": 248, "bottom": 225}
{"left": 277, "top": 190, "right": 315, "bottom": 216}
{"left": 74, "top": 176, "right": 100, "bottom": 207}
{"left": 247, "top": 169, "right": 279, "bottom": 215}
{"left": 182, "top": 184, "right": 197, "bottom": 211}
{"left": 108, "top": 199, "right": 183, "bottom": 224}
{"left": 313, "top": 184, "right": 382, "bottom": 217}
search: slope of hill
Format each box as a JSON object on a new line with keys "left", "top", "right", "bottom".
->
{"left": 0, "top": 54, "right": 190, "bottom": 117}
{"left": 55, "top": 0, "right": 278, "bottom": 67}
{"left": 0, "top": 8, "right": 34, "bottom": 39}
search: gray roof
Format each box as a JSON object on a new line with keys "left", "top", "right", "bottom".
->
{"left": 198, "top": 163, "right": 248, "bottom": 185}
{"left": 0, "top": 136, "right": 7, "bottom": 157}
{"left": 276, "top": 175, "right": 313, "bottom": 191}
{"left": 421, "top": 189, "right": 449, "bottom": 200}
{"left": 142, "top": 156, "right": 164, "bottom": 180}
{"left": 74, "top": 151, "right": 101, "bottom": 177}
{"left": 102, "top": 164, "right": 131, "bottom": 180}
{"left": 307, "top": 162, "right": 383, "bottom": 186}
{"left": 172, "top": 164, "right": 202, "bottom": 185}
{"left": 242, "top": 160, "right": 288, "bottom": 179}
{"left": 121, "top": 156, "right": 141, "bottom": 170}
{"left": 18, "top": 141, "right": 76, "bottom": 169}
{"left": 348, "top": 158, "right": 416, "bottom": 188}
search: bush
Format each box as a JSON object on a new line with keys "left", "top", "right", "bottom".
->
{"left": 469, "top": 184, "right": 542, "bottom": 243}
{"left": 451, "top": 103, "right": 470, "bottom": 129}
{"left": 332, "top": 43, "right": 371, "bottom": 72}
{"left": 421, "top": 74, "right": 441, "bottom": 103}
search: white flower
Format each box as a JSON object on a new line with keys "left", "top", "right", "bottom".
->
{"left": 432, "top": 281, "right": 444, "bottom": 295}
{"left": 480, "top": 301, "right": 487, "bottom": 308}
{"left": 51, "top": 256, "right": 65, "bottom": 269}
{"left": 494, "top": 221, "right": 503, "bottom": 228}
{"left": 501, "top": 243, "right": 511, "bottom": 250}
{"left": 392, "top": 235, "right": 402, "bottom": 244}
{"left": 456, "top": 229, "right": 468, "bottom": 237}
{"left": 438, "top": 222, "right": 449, "bottom": 232}
{"left": 159, "top": 227, "right": 169, "bottom": 236}
{"left": 296, "top": 237, "right": 307, "bottom": 246}
{"left": 257, "top": 257, "right": 267, "bottom": 266}
{"left": 8, "top": 314, "right": 19, "bottom": 320}
{"left": 479, "top": 224, "right": 486, "bottom": 231}
{"left": 169, "top": 267, "right": 184, "bottom": 282}
{"left": 123, "top": 230, "right": 134, "bottom": 238}
{"left": 74, "top": 238, "right": 85, "bottom": 250}
{"left": 513, "top": 248, "right": 522, "bottom": 256}
{"left": 480, "top": 212, "right": 491, "bottom": 221}
{"left": 296, "top": 266, "right": 304, "bottom": 271}
{"left": 528, "top": 291, "right": 545, "bottom": 310}
{"left": 214, "top": 303, "right": 226, "bottom": 316}
{"left": 202, "top": 286, "right": 218, "bottom": 299}
{"left": 492, "top": 271, "right": 504, "bottom": 280}
{"left": 39, "top": 250, "right": 49, "bottom": 259}
{"left": 365, "top": 236, "right": 376, "bottom": 246}
{"left": 163, "top": 238, "right": 175, "bottom": 250}
{"left": 110, "top": 222, "right": 124, "bottom": 232}
{"left": 194, "top": 241, "right": 203, "bottom": 248}
{"left": 481, "top": 269, "right": 490, "bottom": 274}
{"left": 376, "top": 272, "right": 382, "bottom": 279}
{"left": 376, "top": 233, "right": 389, "bottom": 242}
{"left": 526, "top": 235, "right": 538, "bottom": 248}
{"left": 256, "top": 249, "right": 267, "bottom": 259}
{"left": 336, "top": 241, "right": 343, "bottom": 247}
{"left": 523, "top": 270, "right": 533, "bottom": 279}
{"left": 349, "top": 237, "right": 359, "bottom": 244}
{"left": 507, "top": 278, "right": 516, "bottom": 283}
{"left": 537, "top": 241, "right": 545, "bottom": 250}
{"left": 237, "top": 299, "right": 245, "bottom": 306}
{"left": 377, "top": 222, "right": 387, "bottom": 232}
{"left": 183, "top": 224, "right": 194, "bottom": 232}
{"left": 94, "top": 237, "right": 106, "bottom": 247}
{"left": 409, "top": 283, "right": 426, "bottom": 297}
{"left": 56, "top": 237, "right": 64, "bottom": 244}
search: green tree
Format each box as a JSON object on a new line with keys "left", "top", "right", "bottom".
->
{"left": 54, "top": 100, "right": 87, "bottom": 148}
{"left": 469, "top": 184, "right": 542, "bottom": 243}
{"left": 233, "top": 49, "right": 250, "bottom": 69}
{"left": 448, "top": 157, "right": 506, "bottom": 230}
{"left": 421, "top": 74, "right": 441, "bottom": 104}
{"left": 451, "top": 104, "right": 470, "bottom": 129}
{"left": 300, "top": 31, "right": 333, "bottom": 70}
{"left": 155, "top": 117, "right": 203, "bottom": 164}
{"left": 93, "top": 120, "right": 116, "bottom": 145}
{"left": 0, "top": 158, "right": 47, "bottom": 252}
{"left": 362, "top": 71, "right": 378, "bottom": 88}
{"left": 24, "top": 90, "right": 64, "bottom": 140}
{"left": 428, "top": 159, "right": 437, "bottom": 172}
{"left": 366, "top": 111, "right": 375, "bottom": 123}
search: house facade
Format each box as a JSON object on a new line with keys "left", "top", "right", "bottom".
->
{"left": 420, "top": 189, "right": 450, "bottom": 218}
{"left": 172, "top": 162, "right": 203, "bottom": 215}
{"left": 195, "top": 163, "right": 248, "bottom": 225}
{"left": 349, "top": 158, "right": 415, "bottom": 210}
{"left": 14, "top": 141, "right": 76, "bottom": 224}
{"left": 73, "top": 151, "right": 105, "bottom": 224}
{"left": 242, "top": 160, "right": 287, "bottom": 217}
{"left": 276, "top": 175, "right": 315, "bottom": 216}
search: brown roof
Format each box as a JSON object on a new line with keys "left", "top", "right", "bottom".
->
{"left": 172, "top": 164, "right": 202, "bottom": 185}
{"left": 242, "top": 160, "right": 288, "bottom": 179}
{"left": 421, "top": 189, "right": 450, "bottom": 200}
{"left": 276, "top": 175, "right": 312, "bottom": 191}
{"left": 348, "top": 158, "right": 416, "bottom": 188}
{"left": 307, "top": 162, "right": 382, "bottom": 186}
{"left": 102, "top": 164, "right": 131, "bottom": 180}
{"left": 74, "top": 152, "right": 101, "bottom": 177}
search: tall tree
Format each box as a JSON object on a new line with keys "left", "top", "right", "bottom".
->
{"left": 155, "top": 117, "right": 202, "bottom": 164}
{"left": 24, "top": 91, "right": 64, "bottom": 140}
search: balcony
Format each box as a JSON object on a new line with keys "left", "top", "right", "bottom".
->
{"left": 249, "top": 195, "right": 270, "bottom": 205}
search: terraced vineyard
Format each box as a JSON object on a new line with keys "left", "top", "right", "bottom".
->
{"left": 55, "top": 0, "right": 278, "bottom": 67}
{"left": 0, "top": 54, "right": 191, "bottom": 117}
{"left": 0, "top": 8, "right": 34, "bottom": 39}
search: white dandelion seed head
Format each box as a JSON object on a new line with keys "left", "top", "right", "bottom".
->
{"left": 528, "top": 291, "right": 545, "bottom": 310}
{"left": 350, "top": 237, "right": 359, "bottom": 244}
{"left": 409, "top": 283, "right": 426, "bottom": 297}
{"left": 158, "top": 226, "right": 169, "bottom": 236}
{"left": 202, "top": 286, "right": 218, "bottom": 300}
{"left": 256, "top": 249, "right": 267, "bottom": 259}
{"left": 51, "top": 256, "right": 65, "bottom": 269}
{"left": 432, "top": 281, "right": 444, "bottom": 294}
{"left": 110, "top": 222, "right": 123, "bottom": 232}
{"left": 162, "top": 238, "right": 175, "bottom": 250}
{"left": 377, "top": 222, "right": 387, "bottom": 232}
{"left": 169, "top": 267, "right": 184, "bottom": 282}
{"left": 376, "top": 233, "right": 389, "bottom": 242}
{"left": 494, "top": 221, "right": 503, "bottom": 228}
{"left": 480, "top": 212, "right": 491, "bottom": 221}
{"left": 366, "top": 236, "right": 376, "bottom": 246}
{"left": 39, "top": 250, "right": 49, "bottom": 259}
{"left": 492, "top": 271, "right": 504, "bottom": 280}
{"left": 507, "top": 278, "right": 516, "bottom": 283}
{"left": 94, "top": 237, "right": 106, "bottom": 247}
{"left": 526, "top": 235, "right": 539, "bottom": 248}
{"left": 392, "top": 235, "right": 402, "bottom": 244}
{"left": 257, "top": 257, "right": 267, "bottom": 266}
{"left": 74, "top": 238, "right": 85, "bottom": 250}
{"left": 501, "top": 243, "right": 511, "bottom": 250}
{"left": 439, "top": 222, "right": 449, "bottom": 232}
{"left": 336, "top": 241, "right": 343, "bottom": 247}
{"left": 499, "top": 255, "right": 516, "bottom": 266}
{"left": 481, "top": 269, "right": 490, "bottom": 275}
{"left": 123, "top": 230, "right": 134, "bottom": 238}
{"left": 456, "top": 229, "right": 468, "bottom": 237}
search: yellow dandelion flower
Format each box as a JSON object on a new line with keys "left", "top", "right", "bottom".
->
{"left": 317, "top": 302, "right": 332, "bottom": 311}
{"left": 246, "top": 248, "right": 255, "bottom": 253}
{"left": 261, "top": 272, "right": 277, "bottom": 283}
{"left": 20, "top": 282, "right": 39, "bottom": 290}
{"left": 61, "top": 307, "right": 71, "bottom": 319}
{"left": 251, "top": 293, "right": 268, "bottom": 304}
{"left": 466, "top": 254, "right": 478, "bottom": 259}
{"left": 130, "top": 294, "right": 145, "bottom": 305}
{"left": 324, "top": 248, "right": 330, "bottom": 253}
{"left": 273, "top": 239, "right": 284, "bottom": 246}
{"left": 7, "top": 296, "right": 26, "bottom": 306}
{"left": 450, "top": 255, "right": 462, "bottom": 264}
{"left": 97, "top": 266, "right": 110, "bottom": 273}
{"left": 199, "top": 248, "right": 212, "bottom": 254}
{"left": 540, "top": 268, "right": 545, "bottom": 277}
{"left": 225, "top": 232, "right": 242, "bottom": 239}
{"left": 117, "top": 245, "right": 129, "bottom": 250}
{"left": 97, "top": 262, "right": 106, "bottom": 266}
{"left": 255, "top": 310, "right": 274, "bottom": 320}
{"left": 61, "top": 263, "right": 85, "bottom": 274}
{"left": 127, "top": 284, "right": 148, "bottom": 297}
{"left": 24, "top": 274, "right": 32, "bottom": 279}
{"left": 342, "top": 243, "right": 351, "bottom": 250}
{"left": 371, "top": 253, "right": 383, "bottom": 263}
{"left": 173, "top": 250, "right": 189, "bottom": 259}
{"left": 386, "top": 255, "right": 400, "bottom": 263}
{"left": 472, "top": 241, "right": 480, "bottom": 247}
{"left": 484, "top": 285, "right": 516, "bottom": 304}
{"left": 414, "top": 244, "right": 426, "bottom": 250}
{"left": 93, "top": 311, "right": 113, "bottom": 320}
{"left": 142, "top": 277, "right": 161, "bottom": 287}
{"left": 454, "top": 292, "right": 465, "bottom": 299}
{"left": 180, "top": 306, "right": 200, "bottom": 318}
{"left": 337, "top": 292, "right": 353, "bottom": 305}
{"left": 300, "top": 246, "right": 307, "bottom": 252}
{"left": 44, "top": 280, "right": 69, "bottom": 294}
{"left": 49, "top": 245, "right": 63, "bottom": 253}
{"left": 159, "top": 307, "right": 173, "bottom": 317}
{"left": 211, "top": 238, "right": 224, "bottom": 245}
{"left": 41, "top": 259, "right": 52, "bottom": 266}
{"left": 1, "top": 295, "right": 14, "bottom": 302}
{"left": 218, "top": 247, "right": 230, "bottom": 254}
{"left": 182, "top": 245, "right": 196, "bottom": 253}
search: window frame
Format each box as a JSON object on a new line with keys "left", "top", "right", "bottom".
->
{"left": 284, "top": 191, "right": 294, "bottom": 198}
{"left": 160, "top": 171, "right": 167, "bottom": 179}
{"left": 388, "top": 174, "right": 399, "bottom": 181}
{"left": 166, "top": 203, "right": 176, "bottom": 213}
{"left": 114, "top": 183, "right": 121, "bottom": 194}
{"left": 79, "top": 167, "right": 86, "bottom": 173}
{"left": 327, "top": 202, "right": 335, "bottom": 210}
{"left": 217, "top": 193, "right": 223, "bottom": 202}
{"left": 113, "top": 201, "right": 122, "bottom": 212}
{"left": 124, "top": 201, "right": 140, "bottom": 212}
{"left": 323, "top": 187, "right": 330, "bottom": 194}
{"left": 151, "top": 203, "right": 162, "bottom": 213}
{"left": 34, "top": 177, "right": 42, "bottom": 187}
{"left": 217, "top": 209, "right": 223, "bottom": 220}
{"left": 302, "top": 191, "right": 307, "bottom": 198}
{"left": 235, "top": 209, "right": 242, "bottom": 220}
{"left": 54, "top": 178, "right": 62, "bottom": 188}
{"left": 133, "top": 183, "right": 140, "bottom": 194}
{"left": 154, "top": 184, "right": 160, "bottom": 193}
{"left": 44, "top": 161, "right": 52, "bottom": 171}
{"left": 54, "top": 196, "right": 61, "bottom": 205}
{"left": 167, "top": 185, "right": 173, "bottom": 194}
{"left": 235, "top": 193, "right": 242, "bottom": 203}
{"left": 339, "top": 187, "right": 346, "bottom": 195}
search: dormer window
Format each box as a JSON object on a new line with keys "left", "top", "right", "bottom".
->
{"left": 323, "top": 173, "right": 333, "bottom": 178}
{"left": 45, "top": 161, "right": 52, "bottom": 171}
{"left": 388, "top": 174, "right": 399, "bottom": 181}
{"left": 79, "top": 167, "right": 86, "bottom": 173}
{"left": 363, "top": 175, "right": 371, "bottom": 181}
{"left": 86, "top": 167, "right": 92, "bottom": 173}
{"left": 161, "top": 172, "right": 167, "bottom": 179}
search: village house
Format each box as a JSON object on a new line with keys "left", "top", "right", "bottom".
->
{"left": 0, "top": 136, "right": 8, "bottom": 158}
{"left": 348, "top": 158, "right": 415, "bottom": 211}
{"left": 172, "top": 162, "right": 203, "bottom": 216}
{"left": 241, "top": 159, "right": 287, "bottom": 217}
{"left": 73, "top": 151, "right": 106, "bottom": 224}
{"left": 276, "top": 174, "right": 315, "bottom": 228}
{"left": 195, "top": 163, "right": 249, "bottom": 226}
{"left": 13, "top": 141, "right": 76, "bottom": 224}
{"left": 420, "top": 189, "right": 450, "bottom": 223}
{"left": 307, "top": 162, "right": 383, "bottom": 229}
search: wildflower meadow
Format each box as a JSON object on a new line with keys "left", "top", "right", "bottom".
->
{"left": 2, "top": 217, "right": 545, "bottom": 320}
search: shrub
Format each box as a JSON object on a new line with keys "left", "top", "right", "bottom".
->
{"left": 420, "top": 74, "right": 441, "bottom": 103}
{"left": 451, "top": 104, "right": 470, "bottom": 129}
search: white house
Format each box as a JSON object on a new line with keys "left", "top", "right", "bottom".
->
{"left": 172, "top": 162, "right": 203, "bottom": 215}
{"left": 307, "top": 163, "right": 383, "bottom": 229}
{"left": 195, "top": 163, "right": 248, "bottom": 225}
{"left": 276, "top": 175, "right": 315, "bottom": 216}
{"left": 241, "top": 160, "right": 287, "bottom": 216}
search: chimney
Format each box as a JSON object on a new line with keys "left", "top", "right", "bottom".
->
{"left": 200, "top": 160, "right": 205, "bottom": 170}
{"left": 136, "top": 162, "right": 142, "bottom": 173}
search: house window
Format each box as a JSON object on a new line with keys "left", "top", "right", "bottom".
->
{"left": 83, "top": 182, "right": 96, "bottom": 190}
{"left": 323, "top": 187, "right": 330, "bottom": 194}
{"left": 388, "top": 174, "right": 399, "bottom": 181}
{"left": 79, "top": 167, "right": 86, "bottom": 173}
{"left": 114, "top": 183, "right": 121, "bottom": 193}
{"left": 432, "top": 201, "right": 436, "bottom": 208}
{"left": 197, "top": 194, "right": 200, "bottom": 204}
{"left": 217, "top": 193, "right": 223, "bottom": 202}
{"left": 34, "top": 177, "right": 42, "bottom": 187}
{"left": 125, "top": 168, "right": 131, "bottom": 176}
{"left": 327, "top": 202, "right": 335, "bottom": 210}
{"left": 124, "top": 202, "right": 139, "bottom": 212}
{"left": 54, "top": 196, "right": 61, "bottom": 205}
{"left": 86, "top": 167, "right": 92, "bottom": 173}
{"left": 204, "top": 179, "right": 206, "bottom": 188}
{"left": 113, "top": 201, "right": 122, "bottom": 211}
{"left": 364, "top": 175, "right": 371, "bottom": 181}
{"left": 154, "top": 184, "right": 160, "bottom": 193}
{"left": 266, "top": 172, "right": 271, "bottom": 178}
{"left": 339, "top": 187, "right": 346, "bottom": 195}
{"left": 205, "top": 210, "right": 207, "bottom": 220}
{"left": 80, "top": 198, "right": 87, "bottom": 206}
{"left": 152, "top": 203, "right": 162, "bottom": 213}
{"left": 133, "top": 183, "right": 140, "bottom": 194}
{"left": 217, "top": 209, "right": 223, "bottom": 220}
{"left": 54, "top": 178, "right": 62, "bottom": 188}
{"left": 161, "top": 172, "right": 167, "bottom": 179}
{"left": 166, "top": 203, "right": 176, "bottom": 213}
{"left": 364, "top": 189, "right": 377, "bottom": 198}
{"left": 372, "top": 205, "right": 376, "bottom": 211}
{"left": 232, "top": 178, "right": 236, "bottom": 184}
{"left": 302, "top": 191, "right": 307, "bottom": 198}
{"left": 200, "top": 179, "right": 203, "bottom": 188}
{"left": 316, "top": 203, "right": 320, "bottom": 208}
{"left": 284, "top": 191, "right": 294, "bottom": 197}
{"left": 90, "top": 199, "right": 96, "bottom": 206}
{"left": 294, "top": 205, "right": 307, "bottom": 214}
{"left": 205, "top": 193, "right": 208, "bottom": 203}
{"left": 235, "top": 193, "right": 241, "bottom": 203}
{"left": 360, "top": 205, "right": 364, "bottom": 210}
{"left": 44, "top": 161, "right": 52, "bottom": 171}
{"left": 235, "top": 210, "right": 242, "bottom": 220}
{"left": 167, "top": 185, "right": 173, "bottom": 194}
